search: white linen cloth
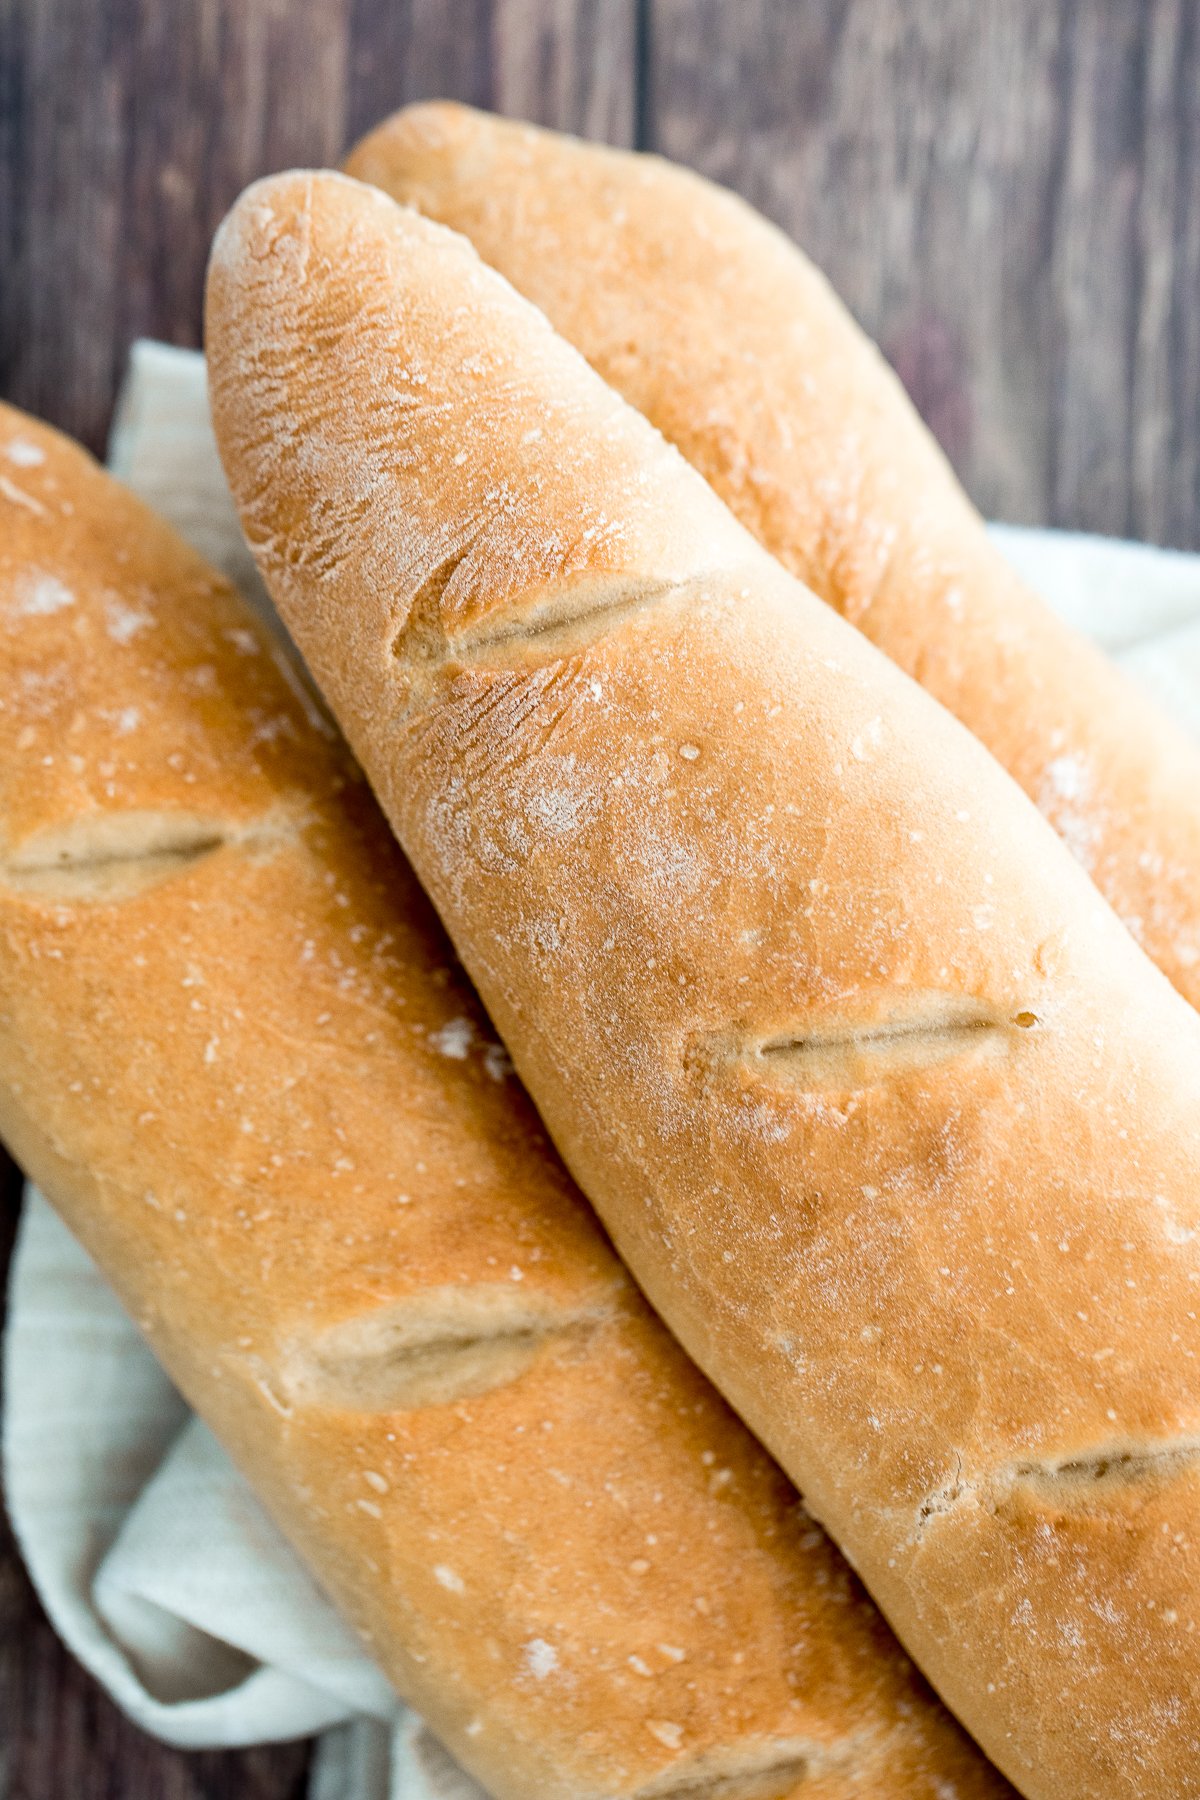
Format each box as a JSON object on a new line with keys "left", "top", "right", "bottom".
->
{"left": 6, "top": 339, "right": 1200, "bottom": 1795}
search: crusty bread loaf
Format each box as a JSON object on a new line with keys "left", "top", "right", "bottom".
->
{"left": 345, "top": 102, "right": 1200, "bottom": 1011}
{"left": 0, "top": 401, "right": 1015, "bottom": 1800}
{"left": 207, "top": 170, "right": 1200, "bottom": 1800}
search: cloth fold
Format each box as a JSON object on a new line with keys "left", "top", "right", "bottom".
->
{"left": 5, "top": 338, "right": 1200, "bottom": 1796}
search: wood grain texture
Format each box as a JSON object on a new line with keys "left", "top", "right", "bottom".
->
{"left": 0, "top": 0, "right": 634, "bottom": 454}
{"left": 648, "top": 0, "right": 1200, "bottom": 547}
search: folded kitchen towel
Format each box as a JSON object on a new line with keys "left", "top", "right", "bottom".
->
{"left": 5, "top": 338, "right": 1200, "bottom": 1798}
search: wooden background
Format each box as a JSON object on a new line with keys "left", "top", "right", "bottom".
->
{"left": 2, "top": 0, "right": 1200, "bottom": 1793}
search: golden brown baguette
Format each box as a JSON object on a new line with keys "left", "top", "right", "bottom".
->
{"left": 0, "top": 401, "right": 1015, "bottom": 1800}
{"left": 345, "top": 102, "right": 1200, "bottom": 1011}
{"left": 207, "top": 170, "right": 1200, "bottom": 1800}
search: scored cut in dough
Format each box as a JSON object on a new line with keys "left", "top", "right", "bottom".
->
{"left": 346, "top": 101, "right": 1200, "bottom": 1011}
{"left": 0, "top": 400, "right": 1012, "bottom": 1799}
{"left": 207, "top": 169, "right": 1200, "bottom": 1800}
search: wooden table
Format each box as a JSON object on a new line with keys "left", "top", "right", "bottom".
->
{"left": 2, "top": 1, "right": 1199, "bottom": 1792}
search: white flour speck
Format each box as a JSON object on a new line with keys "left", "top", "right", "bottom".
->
{"left": 0, "top": 474, "right": 47, "bottom": 514}
{"left": 1155, "top": 1193, "right": 1197, "bottom": 1245}
{"left": 6, "top": 439, "right": 45, "bottom": 468}
{"left": 433, "top": 1564, "right": 464, "bottom": 1593}
{"left": 526, "top": 786, "right": 590, "bottom": 836}
{"left": 106, "top": 601, "right": 152, "bottom": 644}
{"left": 1041, "top": 754, "right": 1099, "bottom": 868}
{"left": 429, "top": 1017, "right": 473, "bottom": 1058}
{"left": 521, "top": 1638, "right": 558, "bottom": 1680}
{"left": 1044, "top": 754, "right": 1088, "bottom": 803}
{"left": 12, "top": 573, "right": 75, "bottom": 616}
{"left": 224, "top": 627, "right": 261, "bottom": 655}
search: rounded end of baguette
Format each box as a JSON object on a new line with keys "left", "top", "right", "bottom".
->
{"left": 344, "top": 100, "right": 506, "bottom": 201}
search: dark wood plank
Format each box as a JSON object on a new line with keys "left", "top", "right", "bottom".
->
{"left": 346, "top": 0, "right": 636, "bottom": 145}
{"left": 0, "top": 0, "right": 636, "bottom": 457}
{"left": 0, "top": 1519, "right": 311, "bottom": 1800}
{"left": 0, "top": 0, "right": 355, "bottom": 456}
{"left": 0, "top": 8, "right": 637, "bottom": 1797}
{"left": 647, "top": 0, "right": 1200, "bottom": 548}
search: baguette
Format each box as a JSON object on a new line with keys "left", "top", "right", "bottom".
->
{"left": 207, "top": 170, "right": 1200, "bottom": 1800}
{"left": 0, "top": 401, "right": 1014, "bottom": 1800}
{"left": 345, "top": 102, "right": 1200, "bottom": 1011}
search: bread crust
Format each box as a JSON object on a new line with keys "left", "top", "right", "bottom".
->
{"left": 0, "top": 401, "right": 1015, "bottom": 1799}
{"left": 207, "top": 171, "right": 1200, "bottom": 1800}
{"left": 345, "top": 102, "right": 1200, "bottom": 1011}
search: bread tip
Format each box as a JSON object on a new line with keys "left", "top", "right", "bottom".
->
{"left": 343, "top": 99, "right": 490, "bottom": 199}
{"left": 389, "top": 97, "right": 477, "bottom": 140}
{"left": 207, "top": 167, "right": 392, "bottom": 290}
